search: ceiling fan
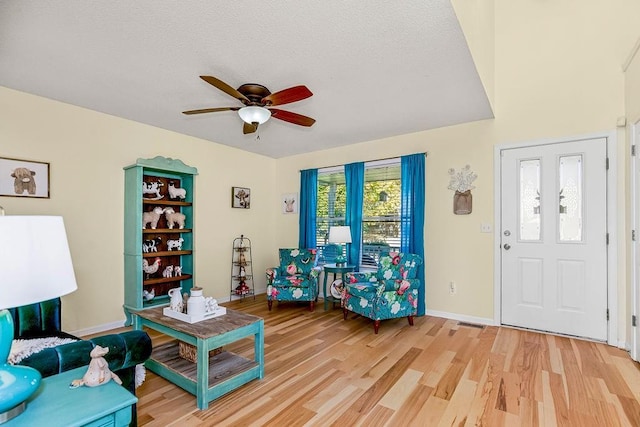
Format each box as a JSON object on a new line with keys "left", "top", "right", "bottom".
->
{"left": 182, "top": 76, "right": 316, "bottom": 135}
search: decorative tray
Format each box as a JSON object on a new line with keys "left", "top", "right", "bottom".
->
{"left": 163, "top": 306, "right": 227, "bottom": 324}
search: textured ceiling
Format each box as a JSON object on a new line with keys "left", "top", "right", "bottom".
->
{"left": 0, "top": 1, "right": 493, "bottom": 158}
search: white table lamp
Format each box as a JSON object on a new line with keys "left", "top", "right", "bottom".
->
{"left": 0, "top": 215, "right": 78, "bottom": 424}
{"left": 328, "top": 226, "right": 352, "bottom": 266}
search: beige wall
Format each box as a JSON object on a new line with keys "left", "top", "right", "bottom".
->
{"left": 2, "top": 1, "right": 639, "bottom": 344}
{"left": 0, "top": 87, "right": 279, "bottom": 332}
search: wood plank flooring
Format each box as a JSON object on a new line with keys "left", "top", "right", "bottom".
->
{"left": 126, "top": 295, "right": 640, "bottom": 426}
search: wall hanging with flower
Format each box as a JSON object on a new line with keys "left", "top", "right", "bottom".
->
{"left": 448, "top": 165, "right": 477, "bottom": 215}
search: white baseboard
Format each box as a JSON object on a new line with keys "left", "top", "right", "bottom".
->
{"left": 425, "top": 310, "right": 496, "bottom": 326}
{"left": 72, "top": 320, "right": 127, "bottom": 337}
{"left": 428, "top": 310, "right": 627, "bottom": 349}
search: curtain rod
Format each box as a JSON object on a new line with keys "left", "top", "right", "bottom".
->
{"left": 299, "top": 152, "right": 428, "bottom": 172}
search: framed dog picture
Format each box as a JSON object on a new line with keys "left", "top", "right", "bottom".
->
{"left": 0, "top": 157, "right": 50, "bottom": 198}
{"left": 232, "top": 186, "right": 251, "bottom": 209}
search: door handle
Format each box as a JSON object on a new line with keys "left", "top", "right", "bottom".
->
{"left": 503, "top": 244, "right": 511, "bottom": 250}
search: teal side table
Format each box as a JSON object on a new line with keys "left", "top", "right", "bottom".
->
{"left": 4, "top": 366, "right": 137, "bottom": 427}
{"left": 323, "top": 263, "right": 356, "bottom": 310}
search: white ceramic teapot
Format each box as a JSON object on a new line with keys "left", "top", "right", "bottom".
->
{"left": 168, "top": 287, "right": 183, "bottom": 312}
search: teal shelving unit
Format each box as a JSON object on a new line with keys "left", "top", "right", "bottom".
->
{"left": 123, "top": 156, "right": 198, "bottom": 324}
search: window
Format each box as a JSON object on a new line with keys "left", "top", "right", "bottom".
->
{"left": 316, "top": 159, "right": 401, "bottom": 268}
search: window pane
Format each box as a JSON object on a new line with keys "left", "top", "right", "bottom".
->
{"left": 519, "top": 159, "right": 541, "bottom": 241}
{"left": 317, "top": 168, "right": 346, "bottom": 262}
{"left": 362, "top": 163, "right": 401, "bottom": 267}
{"left": 558, "top": 155, "right": 583, "bottom": 242}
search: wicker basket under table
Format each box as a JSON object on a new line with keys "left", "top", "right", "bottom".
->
{"left": 178, "top": 341, "right": 222, "bottom": 363}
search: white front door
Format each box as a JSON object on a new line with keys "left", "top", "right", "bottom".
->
{"left": 500, "top": 137, "right": 608, "bottom": 341}
{"left": 633, "top": 122, "right": 640, "bottom": 361}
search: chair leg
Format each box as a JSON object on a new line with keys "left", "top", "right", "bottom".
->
{"left": 268, "top": 300, "right": 273, "bottom": 311}
{"left": 408, "top": 315, "right": 414, "bottom": 326}
{"left": 343, "top": 307, "right": 348, "bottom": 320}
{"left": 310, "top": 301, "right": 315, "bottom": 312}
{"left": 374, "top": 320, "right": 380, "bottom": 334}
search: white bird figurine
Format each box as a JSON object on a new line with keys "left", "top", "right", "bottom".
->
{"left": 143, "top": 289, "right": 155, "bottom": 301}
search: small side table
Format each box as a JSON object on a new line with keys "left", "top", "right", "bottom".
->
{"left": 4, "top": 366, "right": 137, "bottom": 427}
{"left": 323, "top": 263, "right": 356, "bottom": 311}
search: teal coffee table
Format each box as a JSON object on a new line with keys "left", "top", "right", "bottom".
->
{"left": 133, "top": 306, "right": 264, "bottom": 410}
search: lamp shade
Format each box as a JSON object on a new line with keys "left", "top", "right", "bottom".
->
{"left": 238, "top": 106, "right": 271, "bottom": 125}
{"left": 0, "top": 216, "right": 77, "bottom": 422}
{"left": 0, "top": 216, "right": 77, "bottom": 309}
{"left": 328, "top": 226, "right": 352, "bottom": 244}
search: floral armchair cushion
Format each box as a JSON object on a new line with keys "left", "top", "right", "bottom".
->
{"left": 375, "top": 251, "right": 422, "bottom": 281}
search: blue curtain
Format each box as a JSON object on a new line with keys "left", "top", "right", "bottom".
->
{"left": 344, "top": 162, "right": 364, "bottom": 268}
{"left": 401, "top": 154, "right": 426, "bottom": 315}
{"left": 298, "top": 169, "right": 318, "bottom": 249}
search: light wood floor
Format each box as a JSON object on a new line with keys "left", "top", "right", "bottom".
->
{"left": 129, "top": 295, "right": 640, "bottom": 426}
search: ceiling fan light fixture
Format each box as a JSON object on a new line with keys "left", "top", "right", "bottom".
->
{"left": 238, "top": 106, "right": 271, "bottom": 125}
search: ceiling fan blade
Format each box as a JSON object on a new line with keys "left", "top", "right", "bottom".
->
{"left": 270, "top": 109, "right": 316, "bottom": 127}
{"left": 262, "top": 85, "right": 313, "bottom": 106}
{"left": 182, "top": 107, "right": 239, "bottom": 115}
{"left": 243, "top": 122, "right": 258, "bottom": 134}
{"left": 200, "top": 76, "right": 250, "bottom": 104}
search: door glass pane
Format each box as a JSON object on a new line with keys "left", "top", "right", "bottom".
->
{"left": 558, "top": 155, "right": 583, "bottom": 242}
{"left": 519, "top": 159, "right": 541, "bottom": 241}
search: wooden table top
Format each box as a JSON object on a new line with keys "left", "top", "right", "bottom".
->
{"left": 134, "top": 306, "right": 262, "bottom": 339}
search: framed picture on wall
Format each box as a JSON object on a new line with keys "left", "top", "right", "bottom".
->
{"left": 282, "top": 193, "right": 298, "bottom": 214}
{"left": 232, "top": 186, "right": 251, "bottom": 209}
{"left": 0, "top": 157, "right": 50, "bottom": 198}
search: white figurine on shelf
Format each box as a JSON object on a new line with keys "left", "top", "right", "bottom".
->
{"left": 142, "top": 236, "right": 162, "bottom": 253}
{"left": 142, "top": 181, "right": 164, "bottom": 200}
{"left": 142, "top": 206, "right": 164, "bottom": 229}
{"left": 166, "top": 237, "right": 184, "bottom": 251}
{"left": 174, "top": 265, "right": 182, "bottom": 277}
{"left": 162, "top": 265, "right": 174, "bottom": 278}
{"left": 143, "top": 289, "right": 155, "bottom": 301}
{"left": 167, "top": 181, "right": 187, "bottom": 201}
{"left": 142, "top": 257, "right": 161, "bottom": 279}
{"left": 163, "top": 207, "right": 186, "bottom": 229}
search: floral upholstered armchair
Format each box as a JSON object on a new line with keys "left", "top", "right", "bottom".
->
{"left": 266, "top": 248, "right": 321, "bottom": 311}
{"left": 342, "top": 251, "right": 423, "bottom": 333}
